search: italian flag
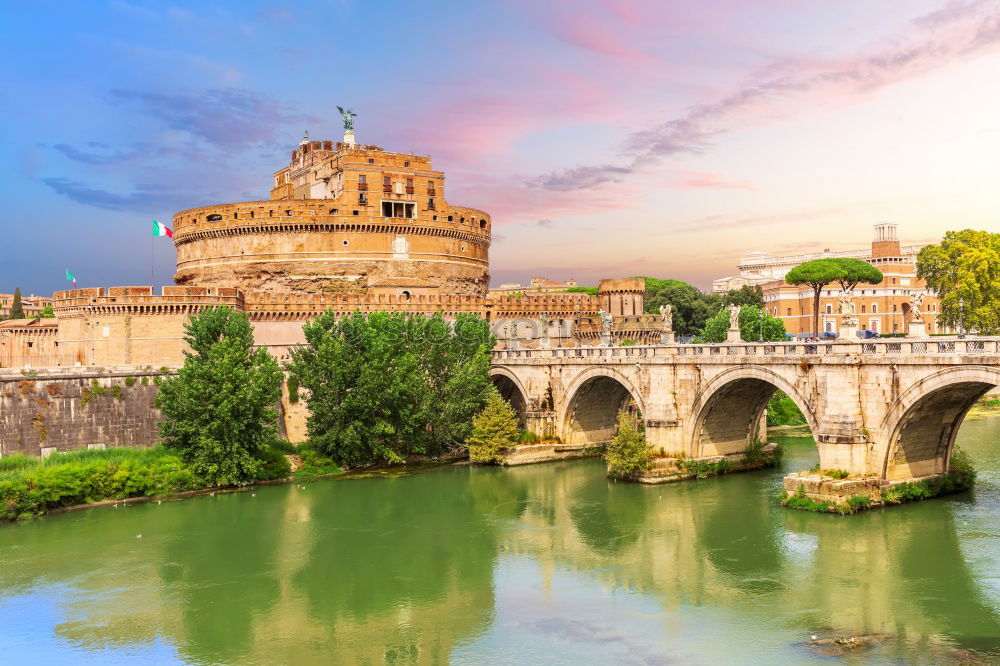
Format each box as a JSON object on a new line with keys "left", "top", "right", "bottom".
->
{"left": 65, "top": 269, "right": 77, "bottom": 288}
{"left": 152, "top": 220, "right": 173, "bottom": 238}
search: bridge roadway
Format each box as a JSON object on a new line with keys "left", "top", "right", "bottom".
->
{"left": 490, "top": 338, "right": 1000, "bottom": 487}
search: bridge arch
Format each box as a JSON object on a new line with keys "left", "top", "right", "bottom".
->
{"left": 561, "top": 367, "right": 645, "bottom": 445}
{"left": 689, "top": 366, "right": 819, "bottom": 458}
{"left": 878, "top": 366, "right": 1000, "bottom": 480}
{"left": 489, "top": 366, "right": 529, "bottom": 427}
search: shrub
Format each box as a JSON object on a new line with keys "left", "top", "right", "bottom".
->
{"left": 846, "top": 494, "right": 871, "bottom": 511}
{"left": 680, "top": 457, "right": 732, "bottom": 479}
{"left": 124, "top": 376, "right": 137, "bottom": 387}
{"left": 466, "top": 393, "right": 520, "bottom": 465}
{"left": 256, "top": 446, "right": 292, "bottom": 480}
{"left": 286, "top": 374, "right": 300, "bottom": 404}
{"left": 518, "top": 431, "right": 539, "bottom": 444}
{"left": 744, "top": 439, "right": 765, "bottom": 464}
{"left": 111, "top": 385, "right": 123, "bottom": 400}
{"left": 0, "top": 447, "right": 199, "bottom": 522}
{"left": 824, "top": 469, "right": 850, "bottom": 480}
{"left": 605, "top": 409, "right": 650, "bottom": 479}
{"left": 294, "top": 443, "right": 342, "bottom": 478}
{"left": 268, "top": 438, "right": 297, "bottom": 454}
{"left": 141, "top": 376, "right": 149, "bottom": 386}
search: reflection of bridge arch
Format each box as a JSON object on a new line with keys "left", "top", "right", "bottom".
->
{"left": 878, "top": 366, "right": 1000, "bottom": 480}
{"left": 689, "top": 366, "right": 818, "bottom": 458}
{"left": 561, "top": 367, "right": 645, "bottom": 445}
{"left": 489, "top": 366, "right": 529, "bottom": 426}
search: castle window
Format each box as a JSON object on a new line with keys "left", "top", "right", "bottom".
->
{"left": 234, "top": 212, "right": 238, "bottom": 219}
{"left": 353, "top": 210, "right": 359, "bottom": 216}
{"left": 428, "top": 197, "right": 436, "bottom": 210}
{"left": 342, "top": 240, "right": 349, "bottom": 246}
{"left": 369, "top": 158, "right": 375, "bottom": 164}
{"left": 206, "top": 214, "right": 222, "bottom": 221}
{"left": 250, "top": 211, "right": 254, "bottom": 218}
{"left": 404, "top": 161, "right": 410, "bottom": 167}
{"left": 825, "top": 304, "right": 832, "bottom": 314}
{"left": 447, "top": 215, "right": 453, "bottom": 222}
{"left": 383, "top": 175, "right": 391, "bottom": 193}
{"left": 382, "top": 201, "right": 416, "bottom": 219}
{"left": 432, "top": 215, "right": 437, "bottom": 221}
{"left": 787, "top": 308, "right": 791, "bottom": 316}
{"left": 479, "top": 220, "right": 487, "bottom": 229}
{"left": 872, "top": 304, "right": 878, "bottom": 314}
{"left": 861, "top": 304, "right": 866, "bottom": 313}
{"left": 358, "top": 174, "right": 367, "bottom": 190}
{"left": 359, "top": 192, "right": 368, "bottom": 206}
{"left": 285, "top": 210, "right": 293, "bottom": 216}
{"left": 329, "top": 208, "right": 338, "bottom": 214}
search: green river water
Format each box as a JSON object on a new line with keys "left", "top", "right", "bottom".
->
{"left": 2, "top": 416, "right": 1000, "bottom": 664}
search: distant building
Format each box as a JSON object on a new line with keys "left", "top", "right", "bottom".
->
{"left": 490, "top": 277, "right": 580, "bottom": 296}
{"left": 712, "top": 230, "right": 926, "bottom": 294}
{"left": 0, "top": 294, "right": 53, "bottom": 319}
{"left": 759, "top": 224, "right": 948, "bottom": 336}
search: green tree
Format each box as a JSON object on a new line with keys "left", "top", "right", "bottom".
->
{"left": 785, "top": 258, "right": 882, "bottom": 337}
{"left": 466, "top": 392, "right": 520, "bottom": 464}
{"left": 721, "top": 284, "right": 764, "bottom": 308}
{"left": 832, "top": 257, "right": 883, "bottom": 292}
{"left": 700, "top": 304, "right": 787, "bottom": 343}
{"left": 288, "top": 311, "right": 495, "bottom": 468}
{"left": 40, "top": 305, "right": 55, "bottom": 318}
{"left": 156, "top": 307, "right": 282, "bottom": 486}
{"left": 605, "top": 409, "right": 650, "bottom": 479}
{"left": 917, "top": 230, "right": 1000, "bottom": 334}
{"left": 645, "top": 281, "right": 722, "bottom": 336}
{"left": 785, "top": 259, "right": 844, "bottom": 338}
{"left": 9, "top": 288, "right": 24, "bottom": 320}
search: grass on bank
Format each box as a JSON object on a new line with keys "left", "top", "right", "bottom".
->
{"left": 0, "top": 441, "right": 341, "bottom": 522}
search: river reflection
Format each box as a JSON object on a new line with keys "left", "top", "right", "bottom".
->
{"left": 1, "top": 419, "right": 999, "bottom": 663}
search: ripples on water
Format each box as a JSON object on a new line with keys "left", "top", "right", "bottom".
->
{"left": 1, "top": 418, "right": 999, "bottom": 664}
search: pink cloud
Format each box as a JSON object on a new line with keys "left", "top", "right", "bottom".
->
{"left": 673, "top": 171, "right": 756, "bottom": 190}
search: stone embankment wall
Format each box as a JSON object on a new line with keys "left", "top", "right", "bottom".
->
{"left": 0, "top": 366, "right": 308, "bottom": 457}
{"left": 0, "top": 366, "right": 178, "bottom": 457}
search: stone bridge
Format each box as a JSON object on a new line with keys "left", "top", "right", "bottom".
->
{"left": 490, "top": 338, "right": 1000, "bottom": 487}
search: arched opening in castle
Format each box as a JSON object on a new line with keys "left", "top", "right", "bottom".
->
{"left": 2, "top": 129, "right": 658, "bottom": 368}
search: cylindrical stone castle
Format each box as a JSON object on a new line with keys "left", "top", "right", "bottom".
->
{"left": 172, "top": 137, "right": 490, "bottom": 297}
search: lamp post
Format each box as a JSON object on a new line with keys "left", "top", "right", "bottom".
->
{"left": 958, "top": 297, "right": 965, "bottom": 339}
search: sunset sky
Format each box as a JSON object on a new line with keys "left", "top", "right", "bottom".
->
{"left": 1, "top": 0, "right": 999, "bottom": 294}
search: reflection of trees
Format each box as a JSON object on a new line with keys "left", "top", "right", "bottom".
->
{"left": 568, "top": 472, "right": 650, "bottom": 556}
{"left": 291, "top": 467, "right": 502, "bottom": 659}
{"left": 156, "top": 492, "right": 285, "bottom": 663}
{"left": 694, "top": 475, "right": 784, "bottom": 592}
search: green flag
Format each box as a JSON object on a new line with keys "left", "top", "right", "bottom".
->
{"left": 65, "top": 269, "right": 77, "bottom": 288}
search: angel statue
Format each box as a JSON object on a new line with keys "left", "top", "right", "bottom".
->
{"left": 337, "top": 106, "right": 358, "bottom": 131}
{"left": 728, "top": 304, "right": 741, "bottom": 329}
{"left": 837, "top": 288, "right": 855, "bottom": 320}
{"left": 658, "top": 304, "right": 673, "bottom": 331}
{"left": 909, "top": 291, "right": 925, "bottom": 323}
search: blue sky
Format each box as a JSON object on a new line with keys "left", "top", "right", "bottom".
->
{"left": 2, "top": 0, "right": 999, "bottom": 295}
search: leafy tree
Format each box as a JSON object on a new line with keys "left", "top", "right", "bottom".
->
{"left": 9, "top": 288, "right": 24, "bottom": 320}
{"left": 700, "top": 304, "right": 787, "bottom": 343}
{"left": 832, "top": 257, "right": 883, "bottom": 291}
{"left": 156, "top": 307, "right": 283, "bottom": 486}
{"left": 784, "top": 258, "right": 882, "bottom": 337}
{"left": 466, "top": 392, "right": 520, "bottom": 464}
{"left": 288, "top": 311, "right": 495, "bottom": 467}
{"left": 917, "top": 230, "right": 1000, "bottom": 334}
{"left": 605, "top": 409, "right": 650, "bottom": 479}
{"left": 645, "top": 281, "right": 722, "bottom": 336}
{"left": 40, "top": 305, "right": 55, "bottom": 318}
{"left": 562, "top": 286, "right": 599, "bottom": 295}
{"left": 721, "top": 284, "right": 764, "bottom": 308}
{"left": 785, "top": 259, "right": 844, "bottom": 338}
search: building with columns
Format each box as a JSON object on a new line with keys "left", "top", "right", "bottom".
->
{"left": 760, "top": 224, "right": 944, "bottom": 336}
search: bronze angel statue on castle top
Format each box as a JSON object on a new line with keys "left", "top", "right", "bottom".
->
{"left": 337, "top": 106, "right": 357, "bottom": 131}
